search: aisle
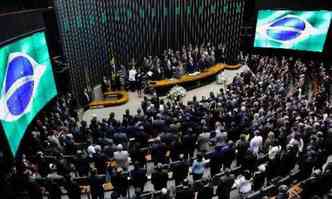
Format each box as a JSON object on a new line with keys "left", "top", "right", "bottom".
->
{"left": 83, "top": 65, "right": 249, "bottom": 122}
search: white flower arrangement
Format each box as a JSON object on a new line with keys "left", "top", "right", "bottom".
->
{"left": 167, "top": 85, "right": 186, "bottom": 101}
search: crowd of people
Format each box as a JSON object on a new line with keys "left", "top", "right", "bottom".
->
{"left": 97, "top": 43, "right": 218, "bottom": 98}
{"left": 1, "top": 54, "right": 332, "bottom": 199}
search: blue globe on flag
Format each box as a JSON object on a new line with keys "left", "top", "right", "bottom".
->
{"left": 0, "top": 52, "right": 45, "bottom": 122}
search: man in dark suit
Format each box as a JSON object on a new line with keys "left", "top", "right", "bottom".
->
{"left": 88, "top": 168, "right": 105, "bottom": 199}
{"left": 182, "top": 130, "right": 196, "bottom": 159}
{"left": 172, "top": 155, "right": 189, "bottom": 186}
{"left": 253, "top": 165, "right": 266, "bottom": 191}
{"left": 151, "top": 165, "right": 168, "bottom": 191}
{"left": 82, "top": 88, "right": 91, "bottom": 109}
{"left": 175, "top": 180, "right": 194, "bottom": 199}
{"left": 151, "top": 140, "right": 167, "bottom": 165}
{"left": 197, "top": 179, "right": 213, "bottom": 199}
{"left": 64, "top": 175, "right": 81, "bottom": 199}
{"left": 130, "top": 163, "right": 147, "bottom": 192}
{"left": 217, "top": 169, "right": 235, "bottom": 199}
{"left": 111, "top": 168, "right": 128, "bottom": 198}
{"left": 110, "top": 63, "right": 121, "bottom": 91}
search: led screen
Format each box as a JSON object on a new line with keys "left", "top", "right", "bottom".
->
{"left": 0, "top": 32, "right": 57, "bottom": 155}
{"left": 254, "top": 10, "right": 332, "bottom": 52}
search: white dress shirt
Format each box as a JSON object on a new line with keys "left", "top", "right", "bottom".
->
{"left": 250, "top": 135, "right": 263, "bottom": 156}
{"left": 129, "top": 69, "right": 137, "bottom": 81}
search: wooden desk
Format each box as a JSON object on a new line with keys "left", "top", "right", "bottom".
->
{"left": 80, "top": 182, "right": 113, "bottom": 199}
{"left": 89, "top": 91, "right": 129, "bottom": 109}
{"left": 149, "top": 63, "right": 241, "bottom": 95}
{"left": 270, "top": 183, "right": 302, "bottom": 199}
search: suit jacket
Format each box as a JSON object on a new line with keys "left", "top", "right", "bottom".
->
{"left": 217, "top": 174, "right": 235, "bottom": 199}
{"left": 88, "top": 175, "right": 105, "bottom": 195}
{"left": 197, "top": 185, "right": 213, "bottom": 199}
{"left": 176, "top": 187, "right": 194, "bottom": 199}
{"left": 197, "top": 132, "right": 210, "bottom": 152}
{"left": 130, "top": 168, "right": 147, "bottom": 188}
{"left": 151, "top": 170, "right": 168, "bottom": 190}
{"left": 172, "top": 161, "right": 189, "bottom": 183}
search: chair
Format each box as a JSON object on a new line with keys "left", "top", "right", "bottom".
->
{"left": 246, "top": 191, "right": 262, "bottom": 199}
{"left": 261, "top": 184, "right": 277, "bottom": 196}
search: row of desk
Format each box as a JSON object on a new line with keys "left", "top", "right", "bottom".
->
{"left": 150, "top": 63, "right": 241, "bottom": 96}
{"left": 88, "top": 63, "right": 241, "bottom": 108}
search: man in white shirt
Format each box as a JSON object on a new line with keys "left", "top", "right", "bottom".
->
{"left": 113, "top": 144, "right": 129, "bottom": 170}
{"left": 235, "top": 170, "right": 252, "bottom": 198}
{"left": 128, "top": 67, "right": 137, "bottom": 91}
{"left": 250, "top": 130, "right": 263, "bottom": 157}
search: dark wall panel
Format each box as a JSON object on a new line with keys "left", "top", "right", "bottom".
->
{"left": 54, "top": 0, "right": 245, "bottom": 104}
{"left": 256, "top": 0, "right": 332, "bottom": 10}
{"left": 0, "top": 11, "right": 44, "bottom": 45}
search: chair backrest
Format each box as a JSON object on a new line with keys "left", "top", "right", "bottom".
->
{"left": 74, "top": 176, "right": 89, "bottom": 186}
{"left": 140, "top": 192, "right": 153, "bottom": 199}
{"left": 246, "top": 191, "right": 262, "bottom": 199}
{"left": 261, "top": 184, "right": 277, "bottom": 196}
{"left": 278, "top": 176, "right": 291, "bottom": 186}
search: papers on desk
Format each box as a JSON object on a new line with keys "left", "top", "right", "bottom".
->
{"left": 188, "top": 72, "right": 201, "bottom": 76}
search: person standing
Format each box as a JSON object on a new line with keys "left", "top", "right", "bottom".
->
{"left": 113, "top": 144, "right": 129, "bottom": 170}
{"left": 151, "top": 165, "right": 168, "bottom": 191}
{"left": 130, "top": 163, "right": 147, "bottom": 192}
{"left": 217, "top": 169, "right": 235, "bottom": 199}
{"left": 172, "top": 154, "right": 189, "bottom": 186}
{"left": 192, "top": 154, "right": 205, "bottom": 181}
{"left": 135, "top": 68, "right": 144, "bottom": 97}
{"left": 249, "top": 131, "right": 263, "bottom": 157}
{"left": 128, "top": 66, "right": 137, "bottom": 91}
{"left": 88, "top": 168, "right": 105, "bottom": 199}
{"left": 112, "top": 168, "right": 128, "bottom": 198}
{"left": 111, "top": 63, "right": 120, "bottom": 91}
{"left": 64, "top": 175, "right": 81, "bottom": 199}
{"left": 235, "top": 170, "right": 252, "bottom": 199}
{"left": 82, "top": 88, "right": 91, "bottom": 109}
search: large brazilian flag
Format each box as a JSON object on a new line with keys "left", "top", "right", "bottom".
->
{"left": 0, "top": 31, "right": 57, "bottom": 156}
{"left": 254, "top": 10, "right": 332, "bottom": 52}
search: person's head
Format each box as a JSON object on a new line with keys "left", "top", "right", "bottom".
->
{"left": 278, "top": 184, "right": 288, "bottom": 194}
{"left": 81, "top": 120, "right": 87, "bottom": 127}
{"left": 95, "top": 145, "right": 102, "bottom": 153}
{"left": 91, "top": 168, "right": 97, "bottom": 176}
{"left": 258, "top": 164, "right": 266, "bottom": 173}
{"left": 196, "top": 153, "right": 203, "bottom": 161}
{"left": 49, "top": 163, "right": 57, "bottom": 172}
{"left": 117, "top": 144, "right": 123, "bottom": 151}
{"left": 156, "top": 163, "right": 163, "bottom": 171}
{"left": 161, "top": 188, "right": 168, "bottom": 196}
{"left": 224, "top": 168, "right": 231, "bottom": 176}
{"left": 228, "top": 140, "right": 234, "bottom": 147}
{"left": 116, "top": 167, "right": 123, "bottom": 175}
{"left": 240, "top": 134, "right": 247, "bottom": 141}
{"left": 312, "top": 169, "right": 321, "bottom": 177}
{"left": 243, "top": 170, "right": 251, "bottom": 180}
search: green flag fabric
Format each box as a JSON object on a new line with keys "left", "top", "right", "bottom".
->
{"left": 0, "top": 32, "right": 57, "bottom": 156}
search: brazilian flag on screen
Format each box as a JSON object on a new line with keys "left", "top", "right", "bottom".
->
{"left": 0, "top": 31, "right": 57, "bottom": 156}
